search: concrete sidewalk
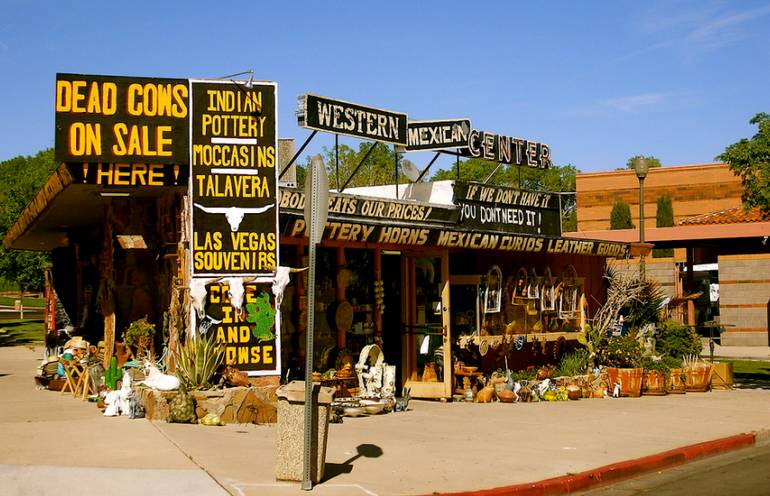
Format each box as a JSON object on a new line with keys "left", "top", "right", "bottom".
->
{"left": 3, "top": 346, "right": 770, "bottom": 496}
{"left": 702, "top": 343, "right": 770, "bottom": 360}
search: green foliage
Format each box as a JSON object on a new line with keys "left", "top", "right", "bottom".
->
{"left": 598, "top": 335, "right": 643, "bottom": 368}
{"left": 557, "top": 349, "right": 589, "bottom": 377}
{"left": 718, "top": 113, "right": 770, "bottom": 218}
{"left": 656, "top": 195, "right": 674, "bottom": 227}
{"left": 508, "top": 368, "right": 537, "bottom": 381}
{"left": 656, "top": 320, "right": 703, "bottom": 359}
{"left": 0, "top": 149, "right": 58, "bottom": 292}
{"left": 642, "top": 356, "right": 672, "bottom": 374}
{"left": 624, "top": 155, "right": 662, "bottom": 170}
{"left": 624, "top": 279, "right": 665, "bottom": 330}
{"left": 610, "top": 199, "right": 634, "bottom": 229}
{"left": 319, "top": 142, "right": 404, "bottom": 189}
{"left": 653, "top": 194, "right": 675, "bottom": 257}
{"left": 431, "top": 159, "right": 579, "bottom": 230}
{"left": 661, "top": 355, "right": 683, "bottom": 369}
{"left": 123, "top": 317, "right": 156, "bottom": 347}
{"left": 174, "top": 332, "right": 225, "bottom": 390}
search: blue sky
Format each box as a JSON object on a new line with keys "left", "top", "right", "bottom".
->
{"left": 1, "top": 0, "right": 769, "bottom": 173}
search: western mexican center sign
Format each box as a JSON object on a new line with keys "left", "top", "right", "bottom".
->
{"left": 297, "top": 94, "right": 408, "bottom": 145}
{"left": 190, "top": 80, "right": 278, "bottom": 276}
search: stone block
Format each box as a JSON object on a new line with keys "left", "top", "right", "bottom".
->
{"left": 139, "top": 388, "right": 176, "bottom": 421}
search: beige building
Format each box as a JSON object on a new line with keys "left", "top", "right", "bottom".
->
{"left": 569, "top": 162, "right": 770, "bottom": 346}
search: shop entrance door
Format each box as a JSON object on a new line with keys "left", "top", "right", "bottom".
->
{"left": 402, "top": 251, "right": 452, "bottom": 399}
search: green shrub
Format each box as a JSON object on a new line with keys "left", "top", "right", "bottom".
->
{"left": 656, "top": 320, "right": 702, "bottom": 359}
{"left": 598, "top": 335, "right": 643, "bottom": 368}
{"left": 610, "top": 199, "right": 634, "bottom": 230}
{"left": 624, "top": 279, "right": 665, "bottom": 330}
{"left": 643, "top": 356, "right": 670, "bottom": 374}
{"left": 557, "top": 349, "right": 589, "bottom": 377}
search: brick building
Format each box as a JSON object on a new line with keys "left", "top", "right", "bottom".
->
{"left": 568, "top": 162, "right": 770, "bottom": 346}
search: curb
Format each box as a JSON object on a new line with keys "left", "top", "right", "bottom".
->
{"left": 435, "top": 432, "right": 756, "bottom": 496}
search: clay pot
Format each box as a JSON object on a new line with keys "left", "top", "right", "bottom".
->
{"left": 642, "top": 370, "right": 667, "bottom": 396}
{"left": 566, "top": 384, "right": 581, "bottom": 400}
{"left": 497, "top": 390, "right": 516, "bottom": 403}
{"left": 666, "top": 368, "right": 686, "bottom": 394}
{"left": 685, "top": 364, "right": 714, "bottom": 392}
{"left": 606, "top": 367, "right": 643, "bottom": 397}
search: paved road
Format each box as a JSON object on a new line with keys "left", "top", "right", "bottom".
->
{"left": 579, "top": 442, "right": 770, "bottom": 495}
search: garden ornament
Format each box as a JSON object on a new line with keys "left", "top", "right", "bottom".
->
{"left": 140, "top": 360, "right": 180, "bottom": 391}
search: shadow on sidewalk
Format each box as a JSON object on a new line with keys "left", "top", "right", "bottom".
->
{"left": 323, "top": 443, "right": 383, "bottom": 482}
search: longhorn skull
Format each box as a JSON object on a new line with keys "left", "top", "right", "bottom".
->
{"left": 193, "top": 203, "right": 274, "bottom": 231}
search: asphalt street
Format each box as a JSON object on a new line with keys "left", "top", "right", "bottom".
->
{"left": 579, "top": 442, "right": 770, "bottom": 496}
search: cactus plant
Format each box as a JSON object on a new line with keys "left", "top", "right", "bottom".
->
{"left": 174, "top": 332, "right": 225, "bottom": 390}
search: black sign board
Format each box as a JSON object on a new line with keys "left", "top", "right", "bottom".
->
{"left": 282, "top": 217, "right": 628, "bottom": 258}
{"left": 201, "top": 281, "right": 280, "bottom": 375}
{"left": 463, "top": 129, "right": 552, "bottom": 169}
{"left": 190, "top": 80, "right": 278, "bottom": 275}
{"left": 279, "top": 188, "right": 457, "bottom": 225}
{"left": 298, "top": 94, "right": 408, "bottom": 145}
{"left": 453, "top": 181, "right": 561, "bottom": 236}
{"left": 65, "top": 162, "right": 188, "bottom": 187}
{"left": 55, "top": 73, "right": 189, "bottom": 164}
{"left": 406, "top": 119, "right": 471, "bottom": 151}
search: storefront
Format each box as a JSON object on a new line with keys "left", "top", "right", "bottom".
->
{"left": 6, "top": 74, "right": 630, "bottom": 402}
{"left": 275, "top": 180, "right": 628, "bottom": 398}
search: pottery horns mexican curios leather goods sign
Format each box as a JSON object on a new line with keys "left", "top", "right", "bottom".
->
{"left": 297, "top": 94, "right": 408, "bottom": 145}
{"left": 190, "top": 80, "right": 278, "bottom": 276}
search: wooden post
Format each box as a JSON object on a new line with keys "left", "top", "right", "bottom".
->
{"left": 686, "top": 246, "right": 695, "bottom": 327}
{"left": 99, "top": 210, "right": 116, "bottom": 369}
{"left": 336, "top": 246, "right": 346, "bottom": 348}
{"left": 374, "top": 248, "right": 382, "bottom": 338}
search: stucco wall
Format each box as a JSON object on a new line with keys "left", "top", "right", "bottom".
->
{"left": 576, "top": 163, "right": 743, "bottom": 232}
{"left": 718, "top": 254, "right": 770, "bottom": 346}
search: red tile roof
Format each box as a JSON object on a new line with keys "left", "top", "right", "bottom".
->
{"left": 679, "top": 206, "right": 767, "bottom": 226}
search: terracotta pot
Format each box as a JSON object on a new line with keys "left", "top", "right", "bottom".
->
{"left": 606, "top": 367, "right": 643, "bottom": 397}
{"left": 685, "top": 364, "right": 714, "bottom": 392}
{"left": 642, "top": 370, "right": 667, "bottom": 396}
{"left": 666, "top": 368, "right": 686, "bottom": 394}
{"left": 497, "top": 390, "right": 516, "bottom": 403}
{"left": 566, "top": 384, "right": 581, "bottom": 400}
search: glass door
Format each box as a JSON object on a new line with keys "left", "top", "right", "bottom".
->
{"left": 402, "top": 251, "right": 452, "bottom": 399}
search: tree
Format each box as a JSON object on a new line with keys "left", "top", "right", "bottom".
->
{"left": 610, "top": 199, "right": 634, "bottom": 229}
{"left": 0, "top": 149, "right": 58, "bottom": 308}
{"left": 621, "top": 155, "right": 662, "bottom": 171}
{"left": 654, "top": 194, "right": 674, "bottom": 257}
{"left": 718, "top": 112, "right": 770, "bottom": 219}
{"left": 430, "top": 158, "right": 580, "bottom": 231}
{"left": 317, "top": 142, "right": 404, "bottom": 190}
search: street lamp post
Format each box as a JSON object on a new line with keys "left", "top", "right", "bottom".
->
{"left": 633, "top": 157, "right": 649, "bottom": 280}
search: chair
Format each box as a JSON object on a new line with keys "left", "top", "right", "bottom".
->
{"left": 60, "top": 361, "right": 85, "bottom": 397}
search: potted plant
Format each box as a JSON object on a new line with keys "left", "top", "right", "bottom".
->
{"left": 641, "top": 356, "right": 669, "bottom": 395}
{"left": 124, "top": 317, "right": 156, "bottom": 360}
{"left": 600, "top": 335, "right": 644, "bottom": 397}
{"left": 683, "top": 354, "right": 714, "bottom": 392}
{"left": 664, "top": 356, "right": 686, "bottom": 394}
